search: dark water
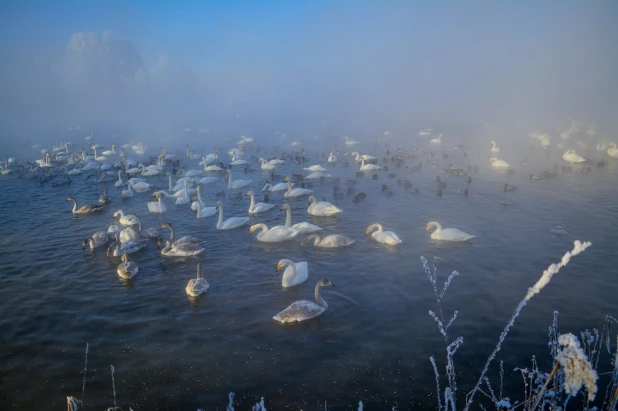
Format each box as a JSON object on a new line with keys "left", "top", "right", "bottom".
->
{"left": 0, "top": 143, "right": 616, "bottom": 410}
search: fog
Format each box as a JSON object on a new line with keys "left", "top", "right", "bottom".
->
{"left": 1, "top": 1, "right": 617, "bottom": 155}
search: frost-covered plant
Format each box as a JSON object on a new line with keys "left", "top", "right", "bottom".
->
{"left": 556, "top": 333, "right": 598, "bottom": 401}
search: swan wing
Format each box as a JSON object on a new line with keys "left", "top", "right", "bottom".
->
{"left": 292, "top": 222, "right": 322, "bottom": 234}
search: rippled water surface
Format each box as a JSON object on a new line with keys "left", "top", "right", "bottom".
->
{"left": 1, "top": 145, "right": 617, "bottom": 409}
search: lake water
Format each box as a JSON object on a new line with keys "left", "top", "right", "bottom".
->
{"left": 0, "top": 141, "right": 616, "bottom": 409}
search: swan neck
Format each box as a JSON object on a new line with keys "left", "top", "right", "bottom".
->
{"left": 315, "top": 283, "right": 327, "bottom": 309}
{"left": 249, "top": 193, "right": 255, "bottom": 211}
{"left": 167, "top": 225, "right": 175, "bottom": 242}
{"left": 228, "top": 173, "right": 232, "bottom": 188}
{"left": 168, "top": 174, "right": 172, "bottom": 191}
{"left": 71, "top": 198, "right": 78, "bottom": 212}
{"left": 285, "top": 206, "right": 292, "bottom": 226}
{"left": 217, "top": 205, "right": 223, "bottom": 227}
{"left": 282, "top": 260, "right": 295, "bottom": 281}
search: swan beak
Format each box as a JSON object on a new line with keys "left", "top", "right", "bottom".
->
{"left": 276, "top": 263, "right": 282, "bottom": 270}
{"left": 331, "top": 283, "right": 336, "bottom": 287}
{"left": 365, "top": 229, "right": 369, "bottom": 235}
{"left": 425, "top": 225, "right": 430, "bottom": 231}
{"left": 249, "top": 228, "right": 254, "bottom": 235}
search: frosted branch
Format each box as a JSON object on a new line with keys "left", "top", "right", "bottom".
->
{"left": 440, "top": 271, "right": 460, "bottom": 300}
{"left": 430, "top": 356, "right": 443, "bottom": 411}
{"left": 430, "top": 310, "right": 447, "bottom": 338}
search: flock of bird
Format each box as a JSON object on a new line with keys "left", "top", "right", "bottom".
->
{"left": 2, "top": 124, "right": 616, "bottom": 322}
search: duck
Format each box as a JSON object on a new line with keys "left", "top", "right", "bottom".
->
{"left": 82, "top": 231, "right": 109, "bottom": 249}
{"left": 249, "top": 223, "right": 299, "bottom": 242}
{"left": 426, "top": 221, "right": 474, "bottom": 242}
{"left": 246, "top": 191, "right": 275, "bottom": 214}
{"left": 113, "top": 210, "right": 137, "bottom": 226}
{"left": 489, "top": 158, "right": 510, "bottom": 168}
{"left": 504, "top": 183, "right": 517, "bottom": 191}
{"left": 215, "top": 201, "right": 249, "bottom": 230}
{"left": 301, "top": 233, "right": 355, "bottom": 248}
{"left": 147, "top": 193, "right": 167, "bottom": 213}
{"left": 307, "top": 196, "right": 342, "bottom": 217}
{"left": 275, "top": 259, "right": 308, "bottom": 287}
{"left": 186, "top": 263, "right": 209, "bottom": 296}
{"left": 365, "top": 223, "right": 402, "bottom": 245}
{"left": 562, "top": 149, "right": 586, "bottom": 164}
{"left": 273, "top": 279, "right": 335, "bottom": 323}
{"left": 283, "top": 176, "right": 313, "bottom": 198}
{"left": 227, "top": 169, "right": 251, "bottom": 189}
{"left": 281, "top": 203, "right": 322, "bottom": 233}
{"left": 117, "top": 254, "right": 138, "bottom": 279}
{"left": 67, "top": 196, "right": 106, "bottom": 214}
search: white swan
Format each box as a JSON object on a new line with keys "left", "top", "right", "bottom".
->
{"left": 129, "top": 214, "right": 159, "bottom": 239}
{"left": 161, "top": 222, "right": 202, "bottom": 246}
{"left": 490, "top": 140, "right": 500, "bottom": 153}
{"left": 246, "top": 191, "right": 274, "bottom": 214}
{"left": 128, "top": 180, "right": 152, "bottom": 193}
{"left": 259, "top": 158, "right": 276, "bottom": 171}
{"left": 276, "top": 259, "right": 308, "bottom": 287}
{"left": 147, "top": 193, "right": 167, "bottom": 213}
{"left": 106, "top": 237, "right": 148, "bottom": 256}
{"left": 158, "top": 238, "right": 205, "bottom": 256}
{"left": 301, "top": 233, "right": 355, "bottom": 248}
{"left": 186, "top": 263, "right": 209, "bottom": 296}
{"left": 67, "top": 196, "right": 105, "bottom": 214}
{"left": 229, "top": 153, "right": 247, "bottom": 166}
{"left": 82, "top": 231, "right": 109, "bottom": 249}
{"left": 360, "top": 159, "right": 381, "bottom": 171}
{"left": 352, "top": 152, "right": 376, "bottom": 162}
{"left": 283, "top": 177, "right": 313, "bottom": 198}
{"left": 249, "top": 223, "right": 299, "bottom": 242}
{"left": 113, "top": 210, "right": 137, "bottom": 226}
{"left": 327, "top": 151, "right": 338, "bottom": 163}
{"left": 562, "top": 149, "right": 586, "bottom": 164}
{"left": 305, "top": 171, "right": 332, "bottom": 180}
{"left": 174, "top": 180, "right": 191, "bottom": 205}
{"left": 227, "top": 170, "right": 251, "bottom": 189}
{"left": 426, "top": 221, "right": 474, "bottom": 242}
{"left": 216, "top": 201, "right": 249, "bottom": 230}
{"left": 606, "top": 143, "right": 618, "bottom": 158}
{"left": 366, "top": 223, "right": 402, "bottom": 245}
{"left": 344, "top": 136, "right": 359, "bottom": 146}
{"left": 281, "top": 203, "right": 322, "bottom": 233}
{"left": 262, "top": 181, "right": 290, "bottom": 192}
{"left": 192, "top": 186, "right": 217, "bottom": 217}
{"left": 430, "top": 134, "right": 443, "bottom": 144}
{"left": 121, "top": 185, "right": 134, "bottom": 198}
{"left": 117, "top": 254, "right": 138, "bottom": 279}
{"left": 303, "top": 165, "right": 327, "bottom": 172}
{"left": 273, "top": 279, "right": 335, "bottom": 323}
{"left": 489, "top": 158, "right": 511, "bottom": 168}
{"left": 307, "top": 196, "right": 342, "bottom": 217}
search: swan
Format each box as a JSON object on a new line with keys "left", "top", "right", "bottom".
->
{"left": 201, "top": 152, "right": 218, "bottom": 166}
{"left": 283, "top": 177, "right": 313, "bottom": 198}
{"left": 98, "top": 187, "right": 110, "bottom": 204}
{"left": 174, "top": 180, "right": 191, "bottom": 205}
{"left": 328, "top": 151, "right": 338, "bottom": 163}
{"left": 128, "top": 180, "right": 151, "bottom": 193}
{"left": 301, "top": 233, "right": 355, "bottom": 248}
{"left": 303, "top": 165, "right": 327, "bottom": 172}
{"left": 246, "top": 191, "right": 274, "bottom": 214}
{"left": 267, "top": 158, "right": 285, "bottom": 165}
{"left": 273, "top": 279, "right": 335, "bottom": 323}
{"left": 307, "top": 196, "right": 342, "bottom": 217}
{"left": 66, "top": 166, "right": 82, "bottom": 175}
{"left": 147, "top": 193, "right": 167, "bottom": 213}
{"left": 186, "top": 263, "right": 209, "bottom": 296}
{"left": 360, "top": 159, "right": 381, "bottom": 171}
{"left": 160, "top": 222, "right": 202, "bottom": 246}
{"left": 426, "top": 221, "right": 474, "bottom": 242}
{"left": 67, "top": 196, "right": 105, "bottom": 214}
{"left": 113, "top": 210, "right": 137, "bottom": 226}
{"left": 344, "top": 136, "right": 359, "bottom": 146}
{"left": 198, "top": 176, "right": 218, "bottom": 185}
{"left": 106, "top": 237, "right": 148, "bottom": 257}
{"left": 0, "top": 166, "right": 12, "bottom": 175}
{"left": 192, "top": 186, "right": 217, "bottom": 217}
{"left": 204, "top": 164, "right": 224, "bottom": 172}
{"left": 259, "top": 158, "right": 275, "bottom": 171}
{"left": 562, "top": 149, "right": 586, "bottom": 164}
{"left": 158, "top": 238, "right": 205, "bottom": 256}
{"left": 121, "top": 185, "right": 134, "bottom": 198}
{"left": 366, "top": 223, "right": 402, "bottom": 245}
{"left": 276, "top": 259, "right": 308, "bottom": 287}
{"left": 489, "top": 158, "right": 511, "bottom": 168}
{"left": 305, "top": 172, "right": 332, "bottom": 180}
{"left": 352, "top": 152, "right": 376, "bottom": 162}
{"left": 490, "top": 140, "right": 500, "bottom": 153}
{"left": 191, "top": 185, "right": 206, "bottom": 210}
{"left": 138, "top": 164, "right": 160, "bottom": 176}
{"left": 82, "top": 231, "right": 109, "bottom": 249}
{"left": 117, "top": 254, "right": 138, "bottom": 279}
{"left": 215, "top": 201, "right": 249, "bottom": 230}
{"left": 230, "top": 153, "right": 247, "bottom": 166}
{"left": 129, "top": 213, "right": 159, "bottom": 239}
{"left": 227, "top": 170, "right": 251, "bottom": 189}
{"left": 281, "top": 204, "right": 322, "bottom": 233}
{"left": 101, "top": 145, "right": 116, "bottom": 156}
{"left": 430, "top": 134, "right": 443, "bottom": 144}
{"left": 114, "top": 170, "right": 125, "bottom": 187}
{"left": 262, "top": 180, "right": 291, "bottom": 192}
{"left": 607, "top": 143, "right": 618, "bottom": 158}
{"left": 249, "top": 223, "right": 299, "bottom": 242}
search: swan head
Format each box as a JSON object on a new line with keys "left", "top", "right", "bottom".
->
{"left": 281, "top": 203, "right": 289, "bottom": 211}
{"left": 307, "top": 196, "right": 316, "bottom": 205}
{"left": 82, "top": 238, "right": 89, "bottom": 250}
{"left": 67, "top": 196, "right": 75, "bottom": 202}
{"left": 216, "top": 201, "right": 222, "bottom": 209}
{"left": 246, "top": 191, "right": 254, "bottom": 197}
{"left": 282, "top": 176, "right": 290, "bottom": 183}
{"left": 121, "top": 254, "right": 128, "bottom": 263}
{"left": 161, "top": 222, "right": 172, "bottom": 230}
{"left": 317, "top": 278, "right": 335, "bottom": 288}
{"left": 301, "top": 234, "right": 318, "bottom": 246}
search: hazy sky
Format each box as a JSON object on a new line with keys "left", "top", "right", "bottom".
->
{"left": 1, "top": 1, "right": 617, "bottom": 145}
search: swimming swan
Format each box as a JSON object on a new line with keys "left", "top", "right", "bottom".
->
{"left": 160, "top": 222, "right": 202, "bottom": 246}
{"left": 489, "top": 158, "right": 510, "bottom": 168}
{"left": 262, "top": 180, "right": 290, "bottom": 192}
{"left": 186, "top": 263, "right": 209, "bottom": 296}
{"left": 67, "top": 196, "right": 105, "bottom": 214}
{"left": 359, "top": 159, "right": 381, "bottom": 171}
{"left": 490, "top": 140, "right": 500, "bottom": 153}
{"left": 158, "top": 238, "right": 205, "bottom": 256}
{"left": 249, "top": 223, "right": 299, "bottom": 243}
{"left": 283, "top": 176, "right": 313, "bottom": 198}
{"left": 607, "top": 143, "right": 618, "bottom": 158}
{"left": 117, "top": 254, "right": 138, "bottom": 279}
{"left": 227, "top": 170, "right": 251, "bottom": 189}
{"left": 562, "top": 149, "right": 586, "bottom": 164}
{"left": 273, "top": 279, "right": 335, "bottom": 323}
{"left": 113, "top": 210, "right": 137, "bottom": 226}
{"left": 276, "top": 259, "right": 308, "bottom": 288}
{"left": 281, "top": 203, "right": 322, "bottom": 233}
{"left": 129, "top": 213, "right": 159, "bottom": 239}
{"left": 82, "top": 231, "right": 109, "bottom": 249}
{"left": 147, "top": 193, "right": 167, "bottom": 213}
{"left": 425, "top": 221, "right": 474, "bottom": 242}
{"left": 301, "top": 233, "right": 355, "bottom": 248}
{"left": 216, "top": 201, "right": 249, "bottom": 230}
{"left": 246, "top": 191, "right": 274, "bottom": 214}
{"left": 307, "top": 196, "right": 342, "bottom": 217}
{"left": 366, "top": 223, "right": 402, "bottom": 245}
